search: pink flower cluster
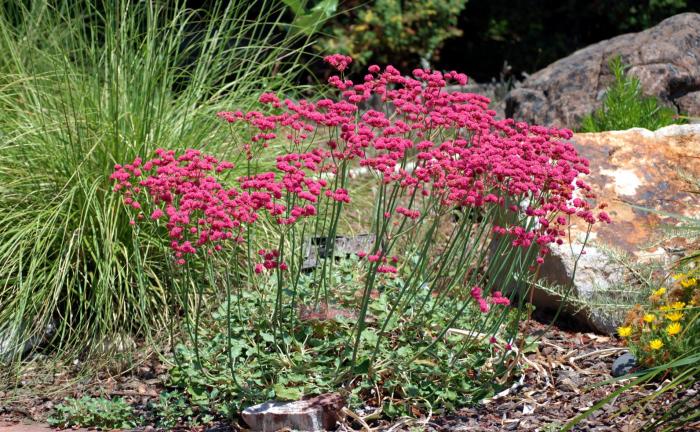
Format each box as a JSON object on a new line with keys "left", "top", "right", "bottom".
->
{"left": 115, "top": 55, "right": 609, "bottom": 279}
{"left": 111, "top": 149, "right": 259, "bottom": 264}
{"left": 215, "top": 55, "right": 609, "bottom": 265}
{"left": 471, "top": 286, "right": 511, "bottom": 313}
{"left": 255, "top": 249, "right": 287, "bottom": 273}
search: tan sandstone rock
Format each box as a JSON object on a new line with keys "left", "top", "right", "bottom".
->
{"left": 538, "top": 124, "right": 700, "bottom": 333}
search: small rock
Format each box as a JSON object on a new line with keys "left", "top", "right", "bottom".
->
{"left": 612, "top": 352, "right": 637, "bottom": 377}
{"left": 241, "top": 393, "right": 345, "bottom": 432}
{"left": 557, "top": 377, "right": 580, "bottom": 394}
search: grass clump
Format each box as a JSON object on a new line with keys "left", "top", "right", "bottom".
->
{"left": 580, "top": 56, "right": 681, "bottom": 132}
{"left": 0, "top": 0, "right": 319, "bottom": 362}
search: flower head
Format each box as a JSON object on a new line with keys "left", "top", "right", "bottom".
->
{"left": 643, "top": 314, "right": 655, "bottom": 324}
{"left": 665, "top": 311, "right": 684, "bottom": 322}
{"left": 617, "top": 326, "right": 632, "bottom": 337}
{"left": 649, "top": 339, "right": 663, "bottom": 350}
{"left": 666, "top": 322, "right": 681, "bottom": 336}
{"left": 680, "top": 277, "right": 697, "bottom": 288}
{"left": 671, "top": 301, "right": 686, "bottom": 310}
{"left": 652, "top": 287, "right": 666, "bottom": 297}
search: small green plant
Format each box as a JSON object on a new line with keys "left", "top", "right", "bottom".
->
{"left": 580, "top": 56, "right": 680, "bottom": 132}
{"left": 48, "top": 396, "right": 139, "bottom": 429}
{"left": 617, "top": 271, "right": 699, "bottom": 367}
{"left": 318, "top": 0, "right": 468, "bottom": 69}
{"left": 151, "top": 391, "right": 212, "bottom": 429}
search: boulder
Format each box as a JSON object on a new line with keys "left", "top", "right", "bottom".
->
{"left": 241, "top": 393, "right": 345, "bottom": 432}
{"left": 537, "top": 124, "right": 700, "bottom": 334}
{"left": 505, "top": 13, "right": 700, "bottom": 129}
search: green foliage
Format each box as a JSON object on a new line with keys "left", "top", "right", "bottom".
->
{"left": 580, "top": 56, "right": 680, "bottom": 132}
{"left": 165, "top": 258, "right": 519, "bottom": 419}
{"left": 150, "top": 391, "right": 213, "bottom": 429}
{"left": 0, "top": 0, "right": 322, "bottom": 361}
{"left": 284, "top": 0, "right": 339, "bottom": 35}
{"left": 48, "top": 396, "right": 139, "bottom": 429}
{"left": 318, "top": 0, "right": 468, "bottom": 69}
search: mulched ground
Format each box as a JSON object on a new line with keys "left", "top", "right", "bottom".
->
{"left": 1, "top": 320, "right": 698, "bottom": 432}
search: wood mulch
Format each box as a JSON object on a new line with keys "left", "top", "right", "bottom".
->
{"left": 384, "top": 319, "right": 700, "bottom": 431}
{"left": 1, "top": 319, "right": 698, "bottom": 431}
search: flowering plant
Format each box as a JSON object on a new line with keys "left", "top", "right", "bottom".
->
{"left": 111, "top": 55, "right": 606, "bottom": 409}
{"left": 618, "top": 268, "right": 700, "bottom": 367}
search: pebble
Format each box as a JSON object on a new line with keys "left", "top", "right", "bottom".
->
{"left": 611, "top": 352, "right": 637, "bottom": 377}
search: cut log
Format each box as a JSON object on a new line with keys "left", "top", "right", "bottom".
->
{"left": 241, "top": 393, "right": 345, "bottom": 432}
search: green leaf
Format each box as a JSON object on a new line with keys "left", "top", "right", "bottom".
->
{"left": 282, "top": 0, "right": 305, "bottom": 16}
{"left": 291, "top": 0, "right": 338, "bottom": 35}
{"left": 274, "top": 384, "right": 304, "bottom": 401}
{"left": 352, "top": 357, "right": 371, "bottom": 375}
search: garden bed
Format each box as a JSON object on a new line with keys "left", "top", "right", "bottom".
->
{"left": 2, "top": 319, "right": 697, "bottom": 431}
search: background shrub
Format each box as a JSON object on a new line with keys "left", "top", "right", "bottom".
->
{"left": 317, "top": 0, "right": 468, "bottom": 70}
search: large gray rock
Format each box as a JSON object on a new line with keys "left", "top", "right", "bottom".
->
{"left": 505, "top": 13, "right": 700, "bottom": 129}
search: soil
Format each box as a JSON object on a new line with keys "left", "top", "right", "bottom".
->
{"left": 1, "top": 320, "right": 698, "bottom": 432}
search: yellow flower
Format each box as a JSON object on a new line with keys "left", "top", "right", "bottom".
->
{"left": 617, "top": 326, "right": 633, "bottom": 337}
{"left": 652, "top": 287, "right": 667, "bottom": 296}
{"left": 643, "top": 314, "right": 655, "bottom": 323}
{"left": 649, "top": 339, "right": 664, "bottom": 350}
{"left": 671, "top": 301, "right": 686, "bottom": 310}
{"left": 666, "top": 311, "right": 684, "bottom": 322}
{"left": 672, "top": 273, "right": 683, "bottom": 281}
{"left": 666, "top": 322, "right": 682, "bottom": 336}
{"left": 659, "top": 305, "right": 671, "bottom": 312}
{"left": 681, "top": 278, "right": 697, "bottom": 288}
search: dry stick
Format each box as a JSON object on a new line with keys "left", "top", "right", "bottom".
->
{"left": 568, "top": 347, "right": 627, "bottom": 370}
{"left": 341, "top": 407, "right": 374, "bottom": 432}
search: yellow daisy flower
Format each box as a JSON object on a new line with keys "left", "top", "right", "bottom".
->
{"left": 666, "top": 322, "right": 682, "bottom": 336}
{"left": 672, "top": 273, "right": 683, "bottom": 280}
{"left": 617, "top": 326, "right": 633, "bottom": 337}
{"left": 649, "top": 339, "right": 664, "bottom": 350}
{"left": 659, "top": 305, "right": 671, "bottom": 312}
{"left": 643, "top": 314, "right": 655, "bottom": 323}
{"left": 681, "top": 278, "right": 697, "bottom": 288}
{"left": 666, "top": 311, "right": 684, "bottom": 322}
{"left": 671, "top": 301, "right": 686, "bottom": 310}
{"left": 652, "top": 287, "right": 666, "bottom": 296}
